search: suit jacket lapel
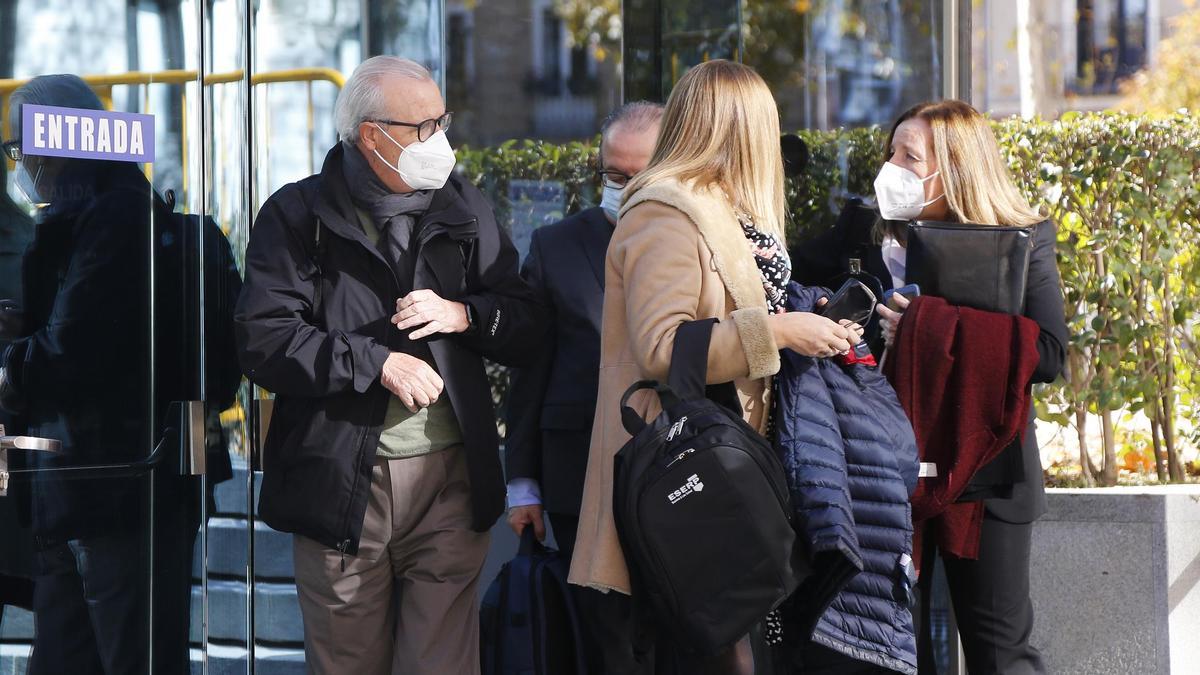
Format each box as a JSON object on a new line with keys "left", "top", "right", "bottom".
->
{"left": 578, "top": 208, "right": 613, "bottom": 291}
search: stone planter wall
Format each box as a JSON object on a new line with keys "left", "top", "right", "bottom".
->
{"left": 1030, "top": 486, "right": 1200, "bottom": 674}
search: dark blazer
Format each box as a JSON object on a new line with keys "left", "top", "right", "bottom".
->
{"left": 968, "top": 219, "right": 1067, "bottom": 523}
{"left": 504, "top": 207, "right": 612, "bottom": 515}
{"left": 791, "top": 205, "right": 1067, "bottom": 525}
{"left": 236, "top": 144, "right": 545, "bottom": 551}
{"left": 791, "top": 199, "right": 893, "bottom": 295}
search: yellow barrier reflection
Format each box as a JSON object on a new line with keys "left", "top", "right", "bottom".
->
{"left": 0, "top": 67, "right": 346, "bottom": 193}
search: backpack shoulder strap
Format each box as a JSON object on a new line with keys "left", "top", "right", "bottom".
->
{"left": 667, "top": 318, "right": 744, "bottom": 414}
{"left": 667, "top": 319, "right": 716, "bottom": 401}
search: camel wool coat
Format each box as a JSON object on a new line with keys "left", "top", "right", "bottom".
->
{"left": 567, "top": 178, "right": 782, "bottom": 595}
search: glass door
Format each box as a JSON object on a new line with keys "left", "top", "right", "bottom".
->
{"left": 0, "top": 1, "right": 245, "bottom": 673}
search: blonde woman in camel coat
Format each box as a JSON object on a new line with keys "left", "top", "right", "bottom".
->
{"left": 568, "top": 60, "right": 862, "bottom": 673}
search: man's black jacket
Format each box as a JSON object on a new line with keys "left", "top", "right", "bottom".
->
{"left": 235, "top": 144, "right": 545, "bottom": 552}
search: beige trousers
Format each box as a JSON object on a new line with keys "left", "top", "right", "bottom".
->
{"left": 293, "top": 446, "right": 489, "bottom": 675}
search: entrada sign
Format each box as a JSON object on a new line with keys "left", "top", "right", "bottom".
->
{"left": 21, "top": 104, "right": 154, "bottom": 163}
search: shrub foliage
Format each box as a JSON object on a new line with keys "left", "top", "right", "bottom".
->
{"left": 459, "top": 112, "right": 1200, "bottom": 485}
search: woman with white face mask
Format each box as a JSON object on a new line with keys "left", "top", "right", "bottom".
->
{"left": 796, "top": 100, "right": 1066, "bottom": 675}
{"left": 794, "top": 99, "right": 1068, "bottom": 675}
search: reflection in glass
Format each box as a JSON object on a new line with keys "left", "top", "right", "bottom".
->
{"left": 205, "top": 0, "right": 254, "bottom": 672}
{"left": 625, "top": 0, "right": 944, "bottom": 131}
{"left": 743, "top": 0, "right": 945, "bottom": 131}
{"left": 624, "top": 0, "right": 740, "bottom": 101}
{"left": 0, "top": 73, "right": 201, "bottom": 675}
{"left": 1072, "top": 0, "right": 1149, "bottom": 95}
{"left": 450, "top": 0, "right": 622, "bottom": 146}
{"left": 0, "top": 1, "right": 245, "bottom": 672}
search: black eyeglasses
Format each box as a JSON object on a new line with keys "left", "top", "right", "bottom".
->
{"left": 371, "top": 112, "right": 453, "bottom": 142}
{"left": 2, "top": 140, "right": 21, "bottom": 163}
{"left": 597, "top": 169, "right": 633, "bottom": 190}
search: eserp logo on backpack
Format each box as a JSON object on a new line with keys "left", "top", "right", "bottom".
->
{"left": 667, "top": 474, "right": 705, "bottom": 504}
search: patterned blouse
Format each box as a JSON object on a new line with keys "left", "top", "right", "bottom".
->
{"left": 737, "top": 212, "right": 791, "bottom": 313}
{"left": 738, "top": 212, "right": 792, "bottom": 647}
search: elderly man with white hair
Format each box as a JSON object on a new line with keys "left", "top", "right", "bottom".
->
{"left": 235, "top": 56, "right": 545, "bottom": 674}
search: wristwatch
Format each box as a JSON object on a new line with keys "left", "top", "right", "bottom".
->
{"left": 464, "top": 302, "right": 478, "bottom": 333}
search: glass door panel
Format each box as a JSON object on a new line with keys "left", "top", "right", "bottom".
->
{"left": 0, "top": 1, "right": 230, "bottom": 672}
{"left": 202, "top": 0, "right": 253, "bottom": 673}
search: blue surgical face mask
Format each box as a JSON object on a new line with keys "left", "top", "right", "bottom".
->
{"left": 600, "top": 183, "right": 623, "bottom": 222}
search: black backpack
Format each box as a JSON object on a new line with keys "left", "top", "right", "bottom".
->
{"left": 480, "top": 528, "right": 589, "bottom": 675}
{"left": 612, "top": 319, "right": 806, "bottom": 656}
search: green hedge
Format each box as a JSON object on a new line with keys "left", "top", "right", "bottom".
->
{"left": 460, "top": 112, "right": 1200, "bottom": 484}
{"left": 457, "top": 128, "right": 887, "bottom": 247}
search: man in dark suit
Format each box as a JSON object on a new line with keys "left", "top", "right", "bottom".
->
{"left": 504, "top": 101, "right": 663, "bottom": 673}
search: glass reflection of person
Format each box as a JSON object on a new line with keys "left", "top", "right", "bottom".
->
{"left": 0, "top": 108, "right": 36, "bottom": 639}
{"left": 0, "top": 74, "right": 239, "bottom": 675}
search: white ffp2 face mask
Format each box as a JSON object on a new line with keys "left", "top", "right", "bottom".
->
{"left": 873, "top": 161, "right": 944, "bottom": 221}
{"left": 600, "top": 183, "right": 623, "bottom": 222}
{"left": 372, "top": 124, "right": 457, "bottom": 191}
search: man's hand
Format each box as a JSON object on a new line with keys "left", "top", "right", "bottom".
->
{"left": 392, "top": 289, "right": 470, "bottom": 340}
{"left": 380, "top": 352, "right": 444, "bottom": 413}
{"left": 507, "top": 504, "right": 546, "bottom": 541}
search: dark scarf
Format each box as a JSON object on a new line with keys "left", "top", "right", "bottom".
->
{"left": 341, "top": 143, "right": 434, "bottom": 289}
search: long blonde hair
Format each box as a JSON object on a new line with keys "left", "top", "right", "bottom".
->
{"left": 625, "top": 60, "right": 787, "bottom": 242}
{"left": 880, "top": 100, "right": 1042, "bottom": 239}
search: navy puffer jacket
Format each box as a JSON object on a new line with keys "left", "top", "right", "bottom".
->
{"left": 776, "top": 283, "right": 919, "bottom": 674}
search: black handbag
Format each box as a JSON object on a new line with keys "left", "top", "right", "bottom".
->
{"left": 906, "top": 221, "right": 1035, "bottom": 315}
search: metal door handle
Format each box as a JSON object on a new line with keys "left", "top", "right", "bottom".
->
{"left": 0, "top": 399, "right": 206, "bottom": 496}
{"left": 1, "top": 435, "right": 62, "bottom": 452}
{"left": 0, "top": 423, "right": 61, "bottom": 496}
{"left": 252, "top": 398, "right": 274, "bottom": 472}
{"left": 180, "top": 400, "right": 206, "bottom": 476}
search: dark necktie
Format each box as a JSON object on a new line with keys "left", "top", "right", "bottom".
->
{"left": 359, "top": 192, "right": 432, "bottom": 287}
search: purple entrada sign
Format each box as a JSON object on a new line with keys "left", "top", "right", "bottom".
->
{"left": 21, "top": 104, "right": 154, "bottom": 163}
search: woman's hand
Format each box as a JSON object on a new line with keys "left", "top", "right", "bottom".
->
{"left": 771, "top": 312, "right": 860, "bottom": 358}
{"left": 877, "top": 293, "right": 910, "bottom": 348}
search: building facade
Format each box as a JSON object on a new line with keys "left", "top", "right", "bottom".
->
{"left": 971, "top": 0, "right": 1193, "bottom": 117}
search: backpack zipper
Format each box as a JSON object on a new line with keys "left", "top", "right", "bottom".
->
{"left": 666, "top": 448, "right": 695, "bottom": 468}
{"left": 666, "top": 416, "right": 688, "bottom": 441}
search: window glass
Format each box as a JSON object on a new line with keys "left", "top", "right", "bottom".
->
{"left": 743, "top": 0, "right": 946, "bottom": 131}
{"left": 448, "top": 0, "right": 622, "bottom": 147}
{"left": 1073, "top": 0, "right": 1148, "bottom": 95}
{"left": 624, "top": 0, "right": 740, "bottom": 101}
{"left": 447, "top": 0, "right": 622, "bottom": 263}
